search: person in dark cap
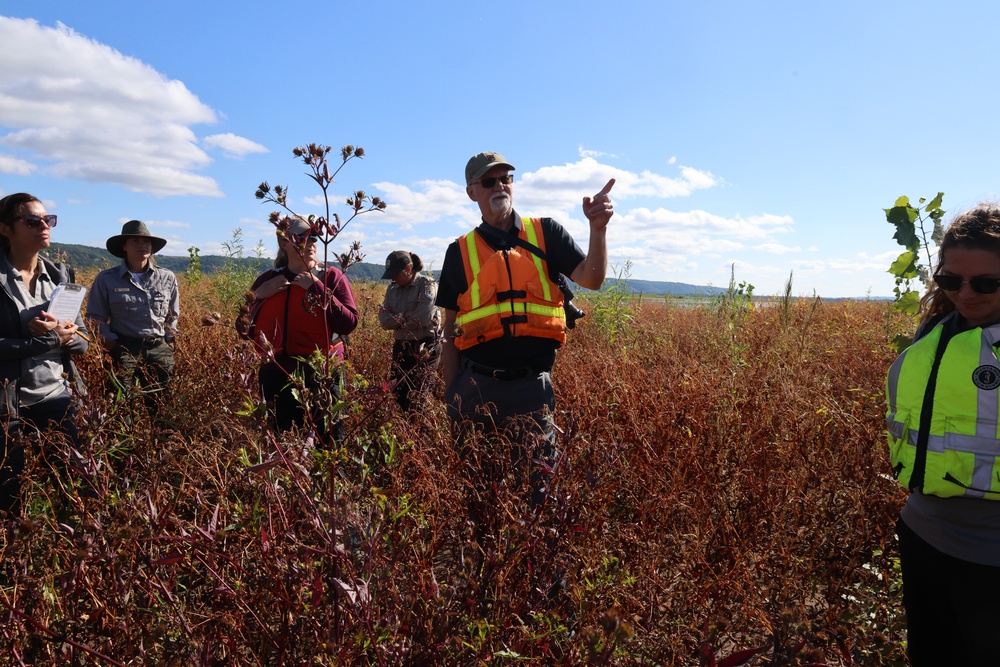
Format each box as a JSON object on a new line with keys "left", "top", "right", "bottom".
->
{"left": 378, "top": 250, "right": 441, "bottom": 412}
{"left": 238, "top": 215, "right": 358, "bottom": 445}
{"left": 86, "top": 219, "right": 179, "bottom": 417}
{"left": 436, "top": 150, "right": 615, "bottom": 531}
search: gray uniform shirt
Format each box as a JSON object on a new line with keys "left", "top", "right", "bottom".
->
{"left": 0, "top": 255, "right": 71, "bottom": 406}
{"left": 86, "top": 262, "right": 179, "bottom": 342}
{"left": 378, "top": 273, "right": 440, "bottom": 341}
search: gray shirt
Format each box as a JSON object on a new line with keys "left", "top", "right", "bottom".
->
{"left": 378, "top": 273, "right": 440, "bottom": 341}
{"left": 87, "top": 262, "right": 179, "bottom": 342}
{"left": 0, "top": 255, "right": 70, "bottom": 406}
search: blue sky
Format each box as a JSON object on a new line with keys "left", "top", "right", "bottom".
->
{"left": 0, "top": 1, "right": 997, "bottom": 298}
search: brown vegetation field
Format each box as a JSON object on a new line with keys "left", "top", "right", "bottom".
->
{"left": 0, "top": 271, "right": 912, "bottom": 666}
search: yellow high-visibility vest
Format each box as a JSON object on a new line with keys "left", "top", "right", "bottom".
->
{"left": 887, "top": 312, "right": 1000, "bottom": 499}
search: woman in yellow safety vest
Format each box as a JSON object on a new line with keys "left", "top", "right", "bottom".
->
{"left": 886, "top": 202, "right": 1000, "bottom": 665}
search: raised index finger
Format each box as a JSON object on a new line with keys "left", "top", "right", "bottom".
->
{"left": 595, "top": 178, "right": 616, "bottom": 198}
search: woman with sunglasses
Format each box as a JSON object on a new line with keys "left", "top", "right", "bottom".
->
{"left": 887, "top": 202, "right": 1000, "bottom": 665}
{"left": 240, "top": 216, "right": 358, "bottom": 445}
{"left": 0, "top": 193, "right": 88, "bottom": 518}
{"left": 378, "top": 250, "right": 441, "bottom": 412}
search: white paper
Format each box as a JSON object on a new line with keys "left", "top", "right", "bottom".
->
{"left": 47, "top": 283, "right": 87, "bottom": 322}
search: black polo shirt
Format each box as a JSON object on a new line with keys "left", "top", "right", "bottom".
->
{"left": 436, "top": 211, "right": 585, "bottom": 371}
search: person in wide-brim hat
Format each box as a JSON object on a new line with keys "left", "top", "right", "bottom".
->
{"left": 106, "top": 220, "right": 167, "bottom": 259}
{"left": 87, "top": 218, "right": 179, "bottom": 419}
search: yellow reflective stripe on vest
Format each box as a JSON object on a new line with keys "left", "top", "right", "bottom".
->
{"left": 463, "top": 231, "right": 482, "bottom": 309}
{"left": 522, "top": 217, "right": 552, "bottom": 301}
{"left": 456, "top": 301, "right": 564, "bottom": 327}
{"left": 889, "top": 420, "right": 1000, "bottom": 497}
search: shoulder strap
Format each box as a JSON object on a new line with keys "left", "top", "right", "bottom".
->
{"left": 474, "top": 219, "right": 548, "bottom": 262}
{"left": 910, "top": 314, "right": 961, "bottom": 492}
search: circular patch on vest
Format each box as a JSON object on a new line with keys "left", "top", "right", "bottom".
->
{"left": 973, "top": 365, "right": 1000, "bottom": 390}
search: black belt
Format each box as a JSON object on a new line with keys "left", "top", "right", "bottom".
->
{"left": 118, "top": 335, "right": 165, "bottom": 349}
{"left": 461, "top": 357, "right": 542, "bottom": 381}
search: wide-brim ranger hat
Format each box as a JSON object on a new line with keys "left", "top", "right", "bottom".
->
{"left": 382, "top": 250, "right": 412, "bottom": 280}
{"left": 465, "top": 151, "right": 515, "bottom": 186}
{"left": 106, "top": 220, "right": 167, "bottom": 258}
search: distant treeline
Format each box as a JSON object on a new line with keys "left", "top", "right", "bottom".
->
{"left": 46, "top": 242, "right": 391, "bottom": 282}
{"left": 45, "top": 242, "right": 728, "bottom": 296}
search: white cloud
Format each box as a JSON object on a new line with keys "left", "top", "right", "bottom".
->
{"left": 754, "top": 242, "right": 802, "bottom": 254}
{"left": 618, "top": 207, "right": 792, "bottom": 245}
{"left": 146, "top": 219, "right": 191, "bottom": 230}
{"left": 0, "top": 17, "right": 224, "bottom": 196}
{"left": 790, "top": 257, "right": 889, "bottom": 272}
{"left": 369, "top": 180, "right": 476, "bottom": 226}
{"left": 203, "top": 133, "right": 268, "bottom": 158}
{"left": 0, "top": 152, "right": 35, "bottom": 175}
{"left": 577, "top": 145, "right": 619, "bottom": 159}
{"left": 517, "top": 157, "right": 717, "bottom": 213}
{"left": 299, "top": 184, "right": 471, "bottom": 224}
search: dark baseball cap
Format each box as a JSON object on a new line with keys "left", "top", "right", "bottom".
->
{"left": 465, "top": 151, "right": 515, "bottom": 186}
{"left": 382, "top": 250, "right": 412, "bottom": 280}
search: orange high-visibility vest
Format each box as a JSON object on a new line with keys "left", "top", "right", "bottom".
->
{"left": 454, "top": 217, "right": 566, "bottom": 350}
{"left": 252, "top": 270, "right": 344, "bottom": 358}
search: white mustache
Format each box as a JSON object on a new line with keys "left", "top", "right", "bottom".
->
{"left": 488, "top": 193, "right": 510, "bottom": 213}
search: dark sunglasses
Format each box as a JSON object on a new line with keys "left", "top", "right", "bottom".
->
{"left": 934, "top": 273, "right": 1000, "bottom": 295}
{"left": 292, "top": 232, "right": 317, "bottom": 245}
{"left": 17, "top": 214, "right": 57, "bottom": 229}
{"left": 476, "top": 175, "right": 513, "bottom": 188}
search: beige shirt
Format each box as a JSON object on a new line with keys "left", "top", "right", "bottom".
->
{"left": 378, "top": 273, "right": 440, "bottom": 341}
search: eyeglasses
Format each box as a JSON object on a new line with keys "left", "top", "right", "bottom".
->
{"left": 292, "top": 233, "right": 317, "bottom": 245}
{"left": 934, "top": 273, "right": 1000, "bottom": 295}
{"left": 17, "top": 214, "right": 57, "bottom": 229}
{"left": 475, "top": 175, "right": 513, "bottom": 188}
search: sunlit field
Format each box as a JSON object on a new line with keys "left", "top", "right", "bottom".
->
{"left": 0, "top": 270, "right": 912, "bottom": 666}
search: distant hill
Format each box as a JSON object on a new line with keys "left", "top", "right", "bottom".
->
{"left": 46, "top": 242, "right": 728, "bottom": 296}
{"left": 609, "top": 278, "right": 727, "bottom": 297}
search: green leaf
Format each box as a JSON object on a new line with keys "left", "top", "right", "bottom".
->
{"left": 890, "top": 332, "right": 914, "bottom": 354}
{"left": 493, "top": 649, "right": 528, "bottom": 659}
{"left": 894, "top": 196, "right": 910, "bottom": 208}
{"left": 891, "top": 289, "right": 921, "bottom": 315}
{"left": 927, "top": 192, "right": 944, "bottom": 212}
{"left": 885, "top": 205, "right": 919, "bottom": 250}
{"left": 888, "top": 251, "right": 919, "bottom": 279}
{"left": 885, "top": 204, "right": 918, "bottom": 226}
